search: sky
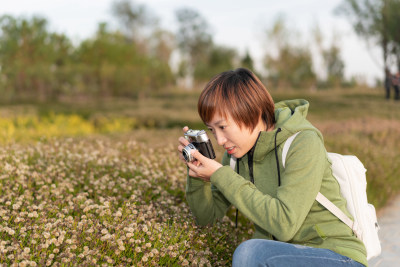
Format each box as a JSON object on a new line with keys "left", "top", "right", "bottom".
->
{"left": 1, "top": 0, "right": 384, "bottom": 84}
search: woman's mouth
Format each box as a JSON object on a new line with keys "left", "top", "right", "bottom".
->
{"left": 226, "top": 146, "right": 236, "bottom": 155}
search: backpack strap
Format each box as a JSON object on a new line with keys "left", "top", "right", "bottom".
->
{"left": 316, "top": 192, "right": 361, "bottom": 239}
{"left": 282, "top": 132, "right": 362, "bottom": 239}
{"left": 282, "top": 132, "right": 301, "bottom": 168}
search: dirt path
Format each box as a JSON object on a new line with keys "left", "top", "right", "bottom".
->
{"left": 368, "top": 195, "right": 400, "bottom": 266}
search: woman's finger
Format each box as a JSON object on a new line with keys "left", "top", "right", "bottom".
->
{"left": 188, "top": 167, "right": 198, "bottom": 178}
{"left": 187, "top": 161, "right": 196, "bottom": 170}
{"left": 178, "top": 137, "right": 189, "bottom": 147}
{"left": 178, "top": 153, "right": 186, "bottom": 163}
{"left": 190, "top": 150, "right": 207, "bottom": 164}
{"left": 178, "top": 144, "right": 184, "bottom": 153}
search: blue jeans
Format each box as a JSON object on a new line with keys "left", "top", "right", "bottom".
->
{"left": 232, "top": 239, "right": 364, "bottom": 267}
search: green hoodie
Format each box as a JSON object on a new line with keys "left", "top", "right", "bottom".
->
{"left": 186, "top": 99, "right": 367, "bottom": 266}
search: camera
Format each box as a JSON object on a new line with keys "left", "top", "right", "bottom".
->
{"left": 182, "top": 129, "right": 216, "bottom": 162}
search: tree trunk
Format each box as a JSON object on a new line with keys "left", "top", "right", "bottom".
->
{"left": 382, "top": 0, "right": 389, "bottom": 79}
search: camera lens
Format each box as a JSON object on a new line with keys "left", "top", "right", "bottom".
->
{"left": 182, "top": 150, "right": 191, "bottom": 162}
{"left": 182, "top": 143, "right": 196, "bottom": 162}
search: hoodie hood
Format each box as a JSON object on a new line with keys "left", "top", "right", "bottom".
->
{"left": 274, "top": 99, "right": 321, "bottom": 135}
{"left": 252, "top": 99, "right": 323, "bottom": 162}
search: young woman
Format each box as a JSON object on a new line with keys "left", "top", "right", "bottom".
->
{"left": 177, "top": 68, "right": 367, "bottom": 266}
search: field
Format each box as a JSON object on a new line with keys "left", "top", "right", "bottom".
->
{"left": 0, "top": 88, "right": 399, "bottom": 266}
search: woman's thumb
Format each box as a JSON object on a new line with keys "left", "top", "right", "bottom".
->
{"left": 191, "top": 149, "right": 205, "bottom": 162}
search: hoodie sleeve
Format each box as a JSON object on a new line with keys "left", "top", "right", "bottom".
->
{"left": 185, "top": 153, "right": 232, "bottom": 225}
{"left": 210, "top": 130, "right": 325, "bottom": 241}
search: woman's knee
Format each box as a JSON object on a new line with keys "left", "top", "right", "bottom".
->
{"left": 232, "top": 239, "right": 273, "bottom": 267}
{"left": 233, "top": 240, "right": 255, "bottom": 266}
{"left": 233, "top": 239, "right": 255, "bottom": 256}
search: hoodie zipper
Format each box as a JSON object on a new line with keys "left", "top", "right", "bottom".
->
{"left": 248, "top": 148, "right": 255, "bottom": 184}
{"left": 247, "top": 132, "right": 262, "bottom": 184}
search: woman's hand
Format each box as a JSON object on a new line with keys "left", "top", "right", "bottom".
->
{"left": 177, "top": 126, "right": 222, "bottom": 182}
{"left": 177, "top": 126, "right": 190, "bottom": 164}
{"left": 186, "top": 149, "right": 222, "bottom": 182}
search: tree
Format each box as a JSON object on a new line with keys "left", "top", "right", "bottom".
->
{"left": 0, "top": 15, "right": 73, "bottom": 100}
{"left": 263, "top": 17, "right": 316, "bottom": 89}
{"left": 0, "top": 12, "right": 175, "bottom": 101}
{"left": 194, "top": 45, "right": 237, "bottom": 81}
{"left": 385, "top": 0, "right": 400, "bottom": 71}
{"left": 76, "top": 22, "right": 173, "bottom": 97}
{"left": 240, "top": 50, "right": 255, "bottom": 71}
{"left": 265, "top": 47, "right": 316, "bottom": 89}
{"left": 147, "top": 29, "right": 175, "bottom": 64}
{"left": 111, "top": 0, "right": 156, "bottom": 43}
{"left": 175, "top": 8, "right": 213, "bottom": 86}
{"left": 110, "top": 1, "right": 174, "bottom": 95}
{"left": 336, "top": 0, "right": 400, "bottom": 73}
{"left": 312, "top": 26, "right": 345, "bottom": 88}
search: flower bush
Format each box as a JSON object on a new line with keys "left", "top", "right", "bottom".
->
{"left": 0, "top": 114, "right": 139, "bottom": 143}
{"left": 0, "top": 136, "right": 252, "bottom": 266}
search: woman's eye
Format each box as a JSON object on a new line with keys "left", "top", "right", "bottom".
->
{"left": 219, "top": 126, "right": 226, "bottom": 130}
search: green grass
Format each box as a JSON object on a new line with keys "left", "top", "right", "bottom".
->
{"left": 0, "top": 87, "right": 399, "bottom": 265}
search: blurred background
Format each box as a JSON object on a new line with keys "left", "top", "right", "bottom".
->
{"left": 1, "top": 0, "right": 400, "bottom": 101}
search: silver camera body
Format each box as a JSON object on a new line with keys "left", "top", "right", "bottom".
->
{"left": 182, "top": 129, "right": 216, "bottom": 162}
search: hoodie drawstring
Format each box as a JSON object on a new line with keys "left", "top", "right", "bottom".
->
{"left": 275, "top": 128, "right": 282, "bottom": 186}
{"left": 271, "top": 128, "right": 282, "bottom": 241}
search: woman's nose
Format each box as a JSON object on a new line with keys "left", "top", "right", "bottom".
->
{"left": 215, "top": 133, "right": 227, "bottom": 146}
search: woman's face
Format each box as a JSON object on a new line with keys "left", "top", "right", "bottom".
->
{"left": 206, "top": 112, "right": 267, "bottom": 158}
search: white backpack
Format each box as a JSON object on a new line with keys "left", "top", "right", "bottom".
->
{"left": 283, "top": 132, "right": 381, "bottom": 260}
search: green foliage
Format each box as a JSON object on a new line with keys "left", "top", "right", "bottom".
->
{"left": 265, "top": 46, "right": 316, "bottom": 89}
{"left": 111, "top": 0, "right": 157, "bottom": 42}
{"left": 385, "top": 0, "right": 400, "bottom": 70}
{"left": 263, "top": 17, "right": 317, "bottom": 89}
{"left": 312, "top": 26, "right": 346, "bottom": 88}
{"left": 2, "top": 0, "right": 396, "bottom": 101}
{"left": 240, "top": 50, "right": 255, "bottom": 71}
{"left": 75, "top": 23, "right": 174, "bottom": 97}
{"left": 194, "top": 45, "right": 237, "bottom": 81}
{"left": 336, "top": 0, "right": 384, "bottom": 40}
{"left": 175, "top": 8, "right": 213, "bottom": 79}
{"left": 0, "top": 15, "right": 74, "bottom": 100}
{"left": 322, "top": 45, "right": 345, "bottom": 87}
{"left": 0, "top": 14, "right": 174, "bottom": 101}
{"left": 174, "top": 8, "right": 241, "bottom": 85}
{"left": 337, "top": 0, "right": 400, "bottom": 72}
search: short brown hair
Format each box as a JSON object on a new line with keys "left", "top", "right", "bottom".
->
{"left": 198, "top": 68, "right": 275, "bottom": 130}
